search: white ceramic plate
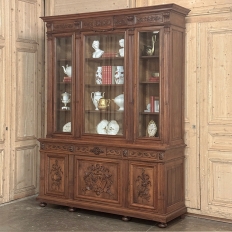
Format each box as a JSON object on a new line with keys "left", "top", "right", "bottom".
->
{"left": 107, "top": 120, "right": 119, "bottom": 135}
{"left": 97, "top": 119, "right": 108, "bottom": 134}
{"left": 63, "top": 122, "right": 71, "bottom": 132}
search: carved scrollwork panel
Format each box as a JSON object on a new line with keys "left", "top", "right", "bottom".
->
{"left": 135, "top": 14, "right": 163, "bottom": 25}
{"left": 41, "top": 143, "right": 71, "bottom": 152}
{"left": 82, "top": 17, "right": 113, "bottom": 29}
{"left": 114, "top": 15, "right": 135, "bottom": 27}
{"left": 128, "top": 150, "right": 158, "bottom": 160}
{"left": 53, "top": 23, "right": 75, "bottom": 31}
{"left": 106, "top": 148, "right": 121, "bottom": 157}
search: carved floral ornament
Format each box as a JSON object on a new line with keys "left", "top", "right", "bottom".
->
{"left": 136, "top": 169, "right": 151, "bottom": 202}
{"left": 50, "top": 160, "right": 63, "bottom": 191}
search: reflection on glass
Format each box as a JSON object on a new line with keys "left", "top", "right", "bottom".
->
{"left": 138, "top": 31, "right": 160, "bottom": 138}
{"left": 84, "top": 34, "right": 125, "bottom": 136}
{"left": 55, "top": 37, "right": 72, "bottom": 133}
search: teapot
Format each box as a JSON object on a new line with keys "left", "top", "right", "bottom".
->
{"left": 62, "top": 64, "right": 72, "bottom": 77}
{"left": 91, "top": 91, "right": 105, "bottom": 110}
{"left": 97, "top": 98, "right": 110, "bottom": 111}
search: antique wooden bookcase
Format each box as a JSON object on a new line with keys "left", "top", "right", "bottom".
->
{"left": 38, "top": 4, "right": 190, "bottom": 228}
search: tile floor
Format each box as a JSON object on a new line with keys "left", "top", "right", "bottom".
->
{"left": 0, "top": 196, "right": 232, "bottom": 231}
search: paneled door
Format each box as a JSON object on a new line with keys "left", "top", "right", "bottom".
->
{"left": 200, "top": 20, "right": 232, "bottom": 219}
{"left": 0, "top": 0, "right": 44, "bottom": 203}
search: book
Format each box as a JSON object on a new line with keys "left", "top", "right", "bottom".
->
{"left": 150, "top": 96, "right": 154, "bottom": 112}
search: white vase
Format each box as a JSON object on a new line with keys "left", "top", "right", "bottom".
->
{"left": 113, "top": 93, "right": 124, "bottom": 111}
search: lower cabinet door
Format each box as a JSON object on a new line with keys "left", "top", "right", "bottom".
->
{"left": 74, "top": 156, "right": 123, "bottom": 206}
{"left": 128, "top": 161, "right": 158, "bottom": 212}
{"left": 44, "top": 153, "right": 69, "bottom": 198}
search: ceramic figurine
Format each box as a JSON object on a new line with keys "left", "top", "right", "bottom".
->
{"left": 92, "top": 40, "right": 104, "bottom": 58}
{"left": 119, "top": 39, "right": 124, "bottom": 57}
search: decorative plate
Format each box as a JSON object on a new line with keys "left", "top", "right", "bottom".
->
{"left": 97, "top": 119, "right": 109, "bottom": 134}
{"left": 107, "top": 120, "right": 119, "bottom": 135}
{"left": 63, "top": 122, "right": 71, "bottom": 132}
{"left": 147, "top": 120, "right": 157, "bottom": 137}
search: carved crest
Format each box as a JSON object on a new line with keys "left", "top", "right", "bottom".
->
{"left": 82, "top": 164, "right": 113, "bottom": 196}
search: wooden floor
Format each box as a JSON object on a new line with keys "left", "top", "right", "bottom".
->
{"left": 0, "top": 196, "right": 232, "bottom": 231}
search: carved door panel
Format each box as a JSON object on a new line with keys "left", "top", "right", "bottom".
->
{"left": 44, "top": 153, "right": 69, "bottom": 198}
{"left": 128, "top": 161, "right": 158, "bottom": 212}
{"left": 74, "top": 156, "right": 123, "bottom": 206}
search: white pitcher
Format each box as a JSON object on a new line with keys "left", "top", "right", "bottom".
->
{"left": 91, "top": 91, "right": 105, "bottom": 110}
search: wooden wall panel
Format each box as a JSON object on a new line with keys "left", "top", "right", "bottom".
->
{"left": 0, "top": 47, "right": 5, "bottom": 143}
{"left": 16, "top": 49, "right": 37, "bottom": 140}
{"left": 0, "top": 150, "right": 4, "bottom": 198}
{"left": 17, "top": 0, "right": 37, "bottom": 42}
{"left": 49, "top": 0, "right": 135, "bottom": 15}
{"left": 14, "top": 146, "right": 38, "bottom": 196}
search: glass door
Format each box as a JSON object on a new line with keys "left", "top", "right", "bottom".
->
{"left": 137, "top": 30, "right": 160, "bottom": 139}
{"left": 54, "top": 36, "right": 73, "bottom": 133}
{"left": 83, "top": 33, "right": 125, "bottom": 136}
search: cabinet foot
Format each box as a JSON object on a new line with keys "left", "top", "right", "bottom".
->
{"left": 180, "top": 214, "right": 186, "bottom": 219}
{"left": 122, "top": 216, "right": 131, "bottom": 222}
{"left": 68, "top": 207, "right": 76, "bottom": 212}
{"left": 158, "top": 222, "right": 167, "bottom": 228}
{"left": 39, "top": 202, "right": 47, "bottom": 207}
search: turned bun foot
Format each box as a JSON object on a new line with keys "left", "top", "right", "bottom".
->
{"left": 39, "top": 202, "right": 47, "bottom": 207}
{"left": 122, "top": 216, "right": 131, "bottom": 221}
{"left": 158, "top": 222, "right": 167, "bottom": 228}
{"left": 68, "top": 207, "right": 76, "bottom": 212}
{"left": 180, "top": 213, "right": 186, "bottom": 219}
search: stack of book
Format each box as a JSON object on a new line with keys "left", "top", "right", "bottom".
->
{"left": 102, "top": 52, "right": 118, "bottom": 58}
{"left": 63, "top": 77, "right": 71, "bottom": 82}
{"left": 150, "top": 96, "right": 159, "bottom": 112}
{"left": 149, "top": 77, "right": 159, "bottom": 82}
{"left": 101, "top": 66, "right": 117, "bottom": 84}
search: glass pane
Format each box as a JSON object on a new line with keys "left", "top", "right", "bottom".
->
{"left": 138, "top": 30, "right": 160, "bottom": 138}
{"left": 84, "top": 34, "right": 125, "bottom": 136}
{"left": 55, "top": 37, "right": 72, "bottom": 133}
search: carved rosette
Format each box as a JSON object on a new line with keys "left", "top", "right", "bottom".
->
{"left": 136, "top": 169, "right": 151, "bottom": 202}
{"left": 50, "top": 160, "right": 63, "bottom": 191}
{"left": 90, "top": 147, "right": 104, "bottom": 155}
{"left": 82, "top": 164, "right": 113, "bottom": 196}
